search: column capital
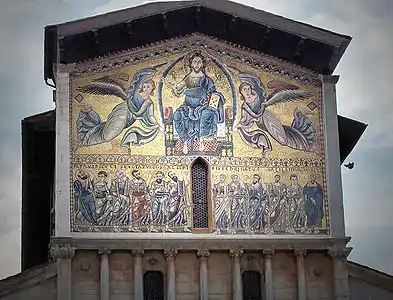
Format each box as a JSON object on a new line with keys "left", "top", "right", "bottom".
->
{"left": 327, "top": 247, "right": 352, "bottom": 259}
{"left": 294, "top": 249, "right": 307, "bottom": 257}
{"left": 164, "top": 249, "right": 178, "bottom": 259}
{"left": 197, "top": 249, "right": 210, "bottom": 258}
{"left": 262, "top": 249, "right": 275, "bottom": 258}
{"left": 50, "top": 244, "right": 76, "bottom": 259}
{"left": 320, "top": 74, "right": 340, "bottom": 84}
{"left": 98, "top": 249, "right": 112, "bottom": 256}
{"left": 132, "top": 249, "right": 144, "bottom": 257}
{"left": 229, "top": 248, "right": 243, "bottom": 259}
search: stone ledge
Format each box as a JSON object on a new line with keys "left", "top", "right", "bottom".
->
{"left": 0, "top": 262, "right": 56, "bottom": 297}
{"left": 51, "top": 236, "right": 350, "bottom": 251}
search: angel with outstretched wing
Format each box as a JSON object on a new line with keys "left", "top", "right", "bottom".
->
{"left": 75, "top": 66, "right": 164, "bottom": 152}
{"left": 228, "top": 67, "right": 317, "bottom": 156}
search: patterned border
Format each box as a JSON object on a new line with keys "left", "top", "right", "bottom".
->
{"left": 69, "top": 33, "right": 321, "bottom": 87}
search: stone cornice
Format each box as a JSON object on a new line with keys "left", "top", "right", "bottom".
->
{"left": 51, "top": 236, "right": 349, "bottom": 251}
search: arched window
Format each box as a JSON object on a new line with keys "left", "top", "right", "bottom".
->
{"left": 242, "top": 271, "right": 262, "bottom": 300}
{"left": 191, "top": 157, "right": 211, "bottom": 231}
{"left": 143, "top": 271, "right": 164, "bottom": 300}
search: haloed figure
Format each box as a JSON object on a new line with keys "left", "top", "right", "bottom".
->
{"left": 303, "top": 174, "right": 324, "bottom": 228}
{"left": 165, "top": 52, "right": 225, "bottom": 154}
{"left": 74, "top": 170, "right": 98, "bottom": 226}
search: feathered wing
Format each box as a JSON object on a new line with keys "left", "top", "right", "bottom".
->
{"left": 227, "top": 66, "right": 266, "bottom": 98}
{"left": 265, "top": 80, "right": 311, "bottom": 107}
{"left": 77, "top": 73, "right": 129, "bottom": 101}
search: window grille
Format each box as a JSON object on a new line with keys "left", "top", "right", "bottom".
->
{"left": 143, "top": 271, "right": 164, "bottom": 300}
{"left": 242, "top": 271, "right": 262, "bottom": 300}
{"left": 191, "top": 158, "right": 209, "bottom": 229}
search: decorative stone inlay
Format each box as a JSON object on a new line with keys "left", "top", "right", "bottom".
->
{"left": 262, "top": 249, "right": 275, "bottom": 258}
{"left": 197, "top": 249, "right": 210, "bottom": 259}
{"left": 49, "top": 244, "right": 76, "bottom": 259}
{"left": 229, "top": 249, "right": 243, "bottom": 258}
{"left": 132, "top": 249, "right": 144, "bottom": 257}
{"left": 164, "top": 249, "right": 178, "bottom": 259}
{"left": 327, "top": 247, "right": 352, "bottom": 259}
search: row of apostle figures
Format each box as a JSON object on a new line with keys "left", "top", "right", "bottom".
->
{"left": 73, "top": 168, "right": 324, "bottom": 234}
{"left": 73, "top": 169, "right": 190, "bottom": 232}
{"left": 213, "top": 173, "right": 324, "bottom": 234}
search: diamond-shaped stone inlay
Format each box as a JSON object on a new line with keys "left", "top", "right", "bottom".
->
{"left": 75, "top": 93, "right": 84, "bottom": 102}
{"left": 307, "top": 101, "right": 317, "bottom": 110}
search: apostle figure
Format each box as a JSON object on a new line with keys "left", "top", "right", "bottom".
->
{"left": 303, "top": 174, "right": 324, "bottom": 228}
{"left": 93, "top": 170, "right": 111, "bottom": 225}
{"left": 248, "top": 174, "right": 269, "bottom": 233}
{"left": 149, "top": 171, "right": 170, "bottom": 231}
{"left": 268, "top": 174, "right": 287, "bottom": 228}
{"left": 213, "top": 174, "right": 229, "bottom": 233}
{"left": 164, "top": 51, "right": 225, "bottom": 154}
{"left": 130, "top": 170, "right": 150, "bottom": 228}
{"left": 228, "top": 174, "right": 247, "bottom": 231}
{"left": 74, "top": 169, "right": 98, "bottom": 226}
{"left": 287, "top": 174, "right": 306, "bottom": 229}
{"left": 167, "top": 171, "right": 191, "bottom": 232}
{"left": 109, "top": 171, "right": 131, "bottom": 227}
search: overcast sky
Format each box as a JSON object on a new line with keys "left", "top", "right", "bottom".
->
{"left": 0, "top": 0, "right": 392, "bottom": 280}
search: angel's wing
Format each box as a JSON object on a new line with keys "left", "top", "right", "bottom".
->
{"left": 265, "top": 80, "right": 311, "bottom": 107}
{"left": 77, "top": 73, "right": 129, "bottom": 100}
{"left": 227, "top": 66, "right": 266, "bottom": 97}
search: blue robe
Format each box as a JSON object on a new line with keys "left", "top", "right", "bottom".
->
{"left": 303, "top": 183, "right": 324, "bottom": 227}
{"left": 173, "top": 74, "right": 224, "bottom": 142}
{"left": 74, "top": 180, "right": 98, "bottom": 225}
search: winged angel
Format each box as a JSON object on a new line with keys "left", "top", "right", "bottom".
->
{"left": 229, "top": 67, "right": 317, "bottom": 156}
{"left": 75, "top": 66, "right": 164, "bottom": 152}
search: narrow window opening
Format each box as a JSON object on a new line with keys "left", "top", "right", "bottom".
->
{"left": 143, "top": 271, "right": 164, "bottom": 300}
{"left": 191, "top": 158, "right": 210, "bottom": 230}
{"left": 242, "top": 271, "right": 262, "bottom": 300}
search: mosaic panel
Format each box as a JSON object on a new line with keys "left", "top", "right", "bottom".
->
{"left": 69, "top": 34, "right": 327, "bottom": 235}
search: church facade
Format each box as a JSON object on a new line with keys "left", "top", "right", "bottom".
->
{"left": 1, "top": 1, "right": 392, "bottom": 300}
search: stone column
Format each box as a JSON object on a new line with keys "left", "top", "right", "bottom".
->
{"left": 229, "top": 249, "right": 243, "bottom": 300}
{"left": 132, "top": 249, "right": 144, "bottom": 300}
{"left": 321, "top": 75, "right": 345, "bottom": 238}
{"left": 50, "top": 244, "right": 75, "bottom": 300}
{"left": 263, "top": 249, "right": 275, "bottom": 300}
{"left": 294, "top": 249, "right": 307, "bottom": 300}
{"left": 98, "top": 249, "right": 111, "bottom": 300}
{"left": 328, "top": 248, "right": 352, "bottom": 300}
{"left": 197, "top": 250, "right": 210, "bottom": 300}
{"left": 164, "top": 249, "right": 177, "bottom": 300}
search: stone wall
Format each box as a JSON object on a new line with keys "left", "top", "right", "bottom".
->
{"left": 66, "top": 250, "right": 336, "bottom": 299}
{"left": 0, "top": 263, "right": 56, "bottom": 300}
